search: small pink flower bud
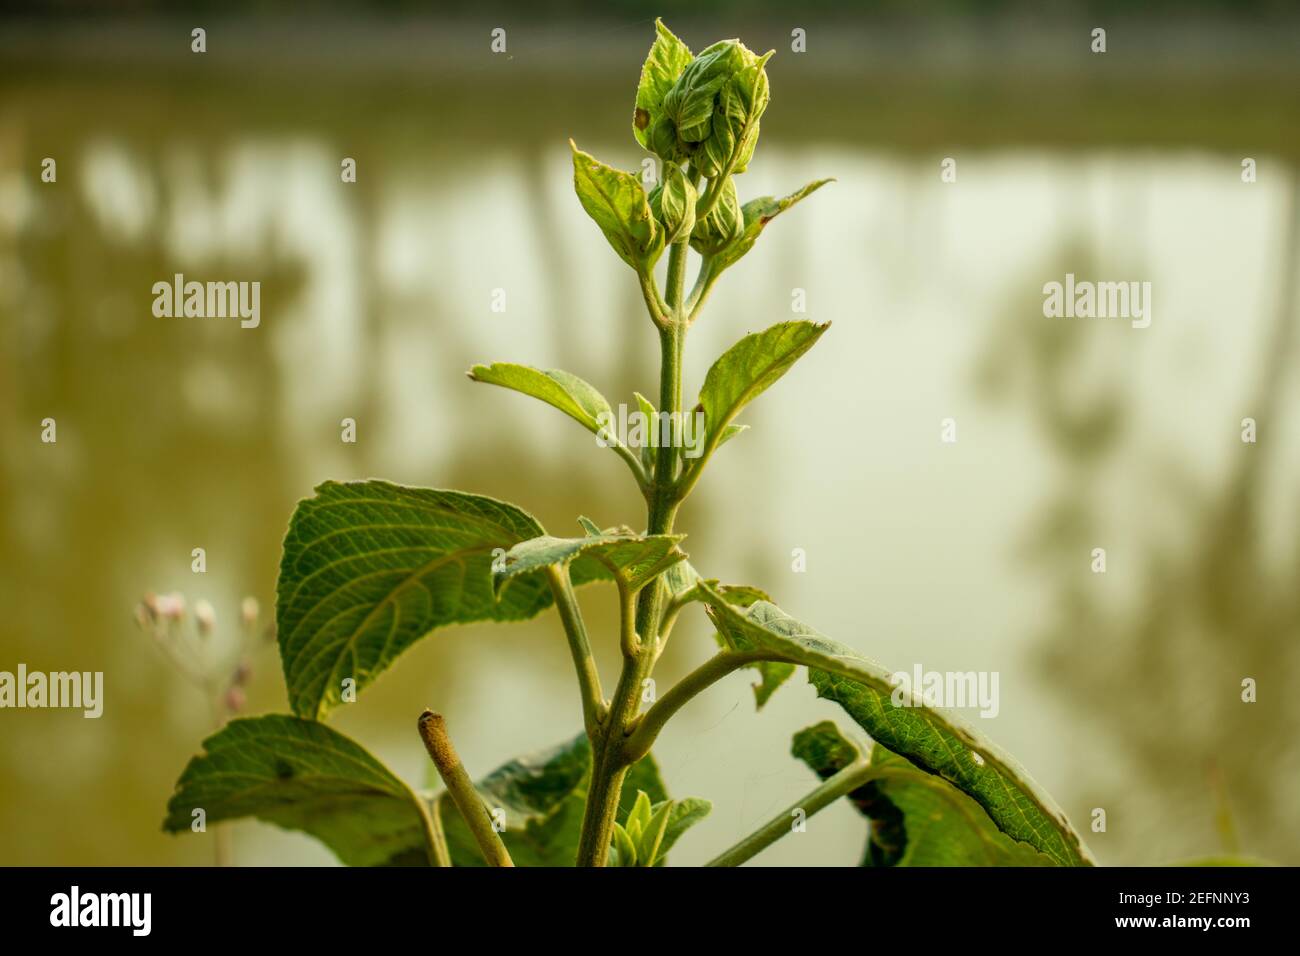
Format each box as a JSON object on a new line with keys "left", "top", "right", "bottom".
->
{"left": 224, "top": 686, "right": 246, "bottom": 714}
{"left": 155, "top": 592, "right": 186, "bottom": 621}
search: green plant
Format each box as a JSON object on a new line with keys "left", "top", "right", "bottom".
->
{"left": 162, "top": 19, "right": 1092, "bottom": 868}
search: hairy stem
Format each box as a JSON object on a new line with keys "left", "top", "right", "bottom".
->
{"left": 705, "top": 759, "right": 881, "bottom": 867}
{"left": 623, "top": 650, "right": 782, "bottom": 763}
{"left": 418, "top": 711, "right": 514, "bottom": 867}
{"left": 575, "top": 239, "right": 691, "bottom": 865}
{"left": 546, "top": 565, "right": 605, "bottom": 736}
{"left": 574, "top": 651, "right": 650, "bottom": 866}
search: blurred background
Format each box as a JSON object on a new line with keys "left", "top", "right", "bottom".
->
{"left": 1, "top": 0, "right": 1298, "bottom": 866}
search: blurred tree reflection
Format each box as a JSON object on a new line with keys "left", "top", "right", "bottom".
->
{"left": 974, "top": 175, "right": 1300, "bottom": 864}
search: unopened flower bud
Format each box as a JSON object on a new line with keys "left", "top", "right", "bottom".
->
{"left": 155, "top": 592, "right": 186, "bottom": 621}
{"left": 241, "top": 596, "right": 259, "bottom": 628}
{"left": 194, "top": 599, "right": 215, "bottom": 636}
{"left": 232, "top": 659, "right": 253, "bottom": 687}
{"left": 648, "top": 162, "right": 697, "bottom": 245}
{"left": 652, "top": 39, "right": 771, "bottom": 179}
{"left": 689, "top": 176, "right": 745, "bottom": 256}
{"left": 224, "top": 686, "right": 246, "bottom": 714}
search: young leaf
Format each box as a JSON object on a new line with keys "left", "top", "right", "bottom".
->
{"left": 701, "top": 586, "right": 1093, "bottom": 866}
{"left": 649, "top": 161, "right": 697, "bottom": 245}
{"left": 611, "top": 822, "right": 639, "bottom": 867}
{"left": 627, "top": 789, "right": 654, "bottom": 841}
{"left": 163, "top": 715, "right": 432, "bottom": 867}
{"left": 493, "top": 530, "right": 687, "bottom": 597}
{"left": 633, "top": 19, "right": 693, "bottom": 156}
{"left": 637, "top": 799, "right": 675, "bottom": 866}
{"left": 662, "top": 40, "right": 747, "bottom": 145}
{"left": 690, "top": 320, "right": 828, "bottom": 465}
{"left": 696, "top": 50, "right": 772, "bottom": 179}
{"left": 713, "top": 179, "right": 834, "bottom": 274}
{"left": 278, "top": 480, "right": 567, "bottom": 720}
{"left": 689, "top": 176, "right": 744, "bottom": 256}
{"left": 634, "top": 390, "right": 658, "bottom": 470}
{"left": 571, "top": 141, "right": 662, "bottom": 270}
{"left": 792, "top": 721, "right": 1055, "bottom": 867}
{"left": 435, "top": 731, "right": 677, "bottom": 867}
{"left": 467, "top": 363, "right": 612, "bottom": 437}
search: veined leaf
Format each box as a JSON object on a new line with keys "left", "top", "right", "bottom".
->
{"left": 792, "top": 721, "right": 1055, "bottom": 867}
{"left": 467, "top": 363, "right": 613, "bottom": 439}
{"left": 692, "top": 320, "right": 828, "bottom": 463}
{"left": 715, "top": 179, "right": 834, "bottom": 274}
{"left": 278, "top": 480, "right": 560, "bottom": 720}
{"left": 571, "top": 141, "right": 662, "bottom": 270}
{"left": 163, "top": 715, "right": 432, "bottom": 867}
{"left": 633, "top": 19, "right": 693, "bottom": 153}
{"left": 702, "top": 587, "right": 1092, "bottom": 866}
{"left": 435, "top": 731, "right": 708, "bottom": 867}
{"left": 706, "top": 581, "right": 793, "bottom": 709}
{"left": 493, "top": 529, "right": 687, "bottom": 597}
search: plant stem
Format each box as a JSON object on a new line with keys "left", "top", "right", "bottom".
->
{"left": 623, "top": 650, "right": 781, "bottom": 763}
{"left": 418, "top": 710, "right": 514, "bottom": 867}
{"left": 574, "top": 651, "right": 649, "bottom": 866}
{"left": 705, "top": 759, "right": 881, "bottom": 867}
{"left": 415, "top": 790, "right": 452, "bottom": 867}
{"left": 545, "top": 565, "right": 605, "bottom": 736}
{"left": 574, "top": 238, "right": 691, "bottom": 866}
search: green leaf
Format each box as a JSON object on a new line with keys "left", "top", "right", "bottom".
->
{"left": 436, "top": 731, "right": 673, "bottom": 867}
{"left": 493, "top": 529, "right": 687, "bottom": 598}
{"left": 702, "top": 587, "right": 1093, "bottom": 866}
{"left": 570, "top": 140, "right": 662, "bottom": 270}
{"left": 691, "top": 320, "right": 828, "bottom": 464}
{"left": 637, "top": 799, "right": 675, "bottom": 866}
{"left": 714, "top": 179, "right": 834, "bottom": 273}
{"left": 662, "top": 40, "right": 747, "bottom": 145}
{"left": 162, "top": 715, "right": 432, "bottom": 867}
{"left": 633, "top": 19, "right": 693, "bottom": 156}
{"left": 696, "top": 50, "right": 772, "bottom": 179}
{"left": 277, "top": 480, "right": 557, "bottom": 720}
{"left": 792, "top": 721, "right": 1055, "bottom": 867}
{"left": 649, "top": 161, "right": 697, "bottom": 245}
{"left": 611, "top": 822, "right": 639, "bottom": 867}
{"left": 627, "top": 789, "right": 653, "bottom": 841}
{"left": 706, "top": 581, "right": 794, "bottom": 709}
{"left": 467, "top": 362, "right": 613, "bottom": 439}
{"left": 577, "top": 515, "right": 603, "bottom": 537}
{"left": 690, "top": 176, "right": 744, "bottom": 257}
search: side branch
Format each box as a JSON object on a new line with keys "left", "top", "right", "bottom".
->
{"left": 545, "top": 566, "right": 606, "bottom": 736}
{"left": 705, "top": 760, "right": 883, "bottom": 867}
{"left": 418, "top": 711, "right": 514, "bottom": 867}
{"left": 623, "top": 649, "right": 789, "bottom": 762}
